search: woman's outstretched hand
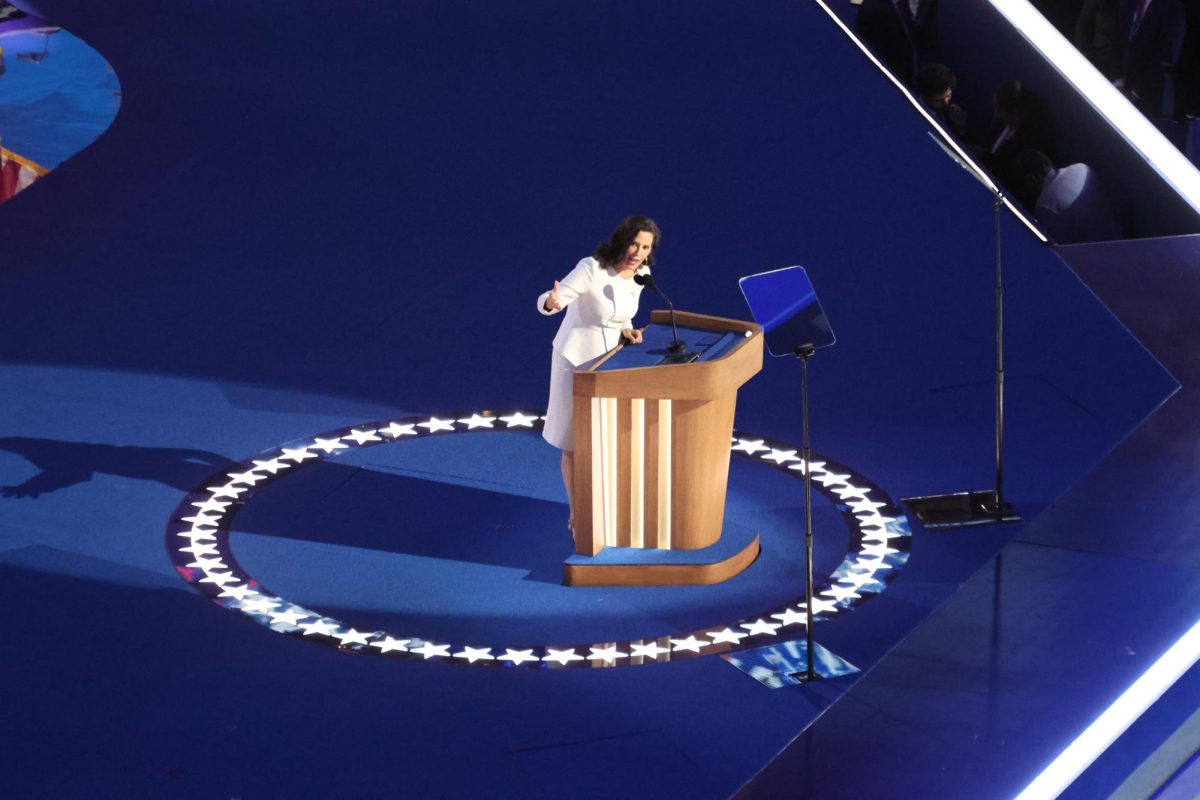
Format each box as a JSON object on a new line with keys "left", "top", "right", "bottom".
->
{"left": 621, "top": 328, "right": 643, "bottom": 344}
{"left": 544, "top": 281, "right": 562, "bottom": 312}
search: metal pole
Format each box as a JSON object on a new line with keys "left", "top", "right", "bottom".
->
{"left": 800, "top": 348, "right": 816, "bottom": 681}
{"left": 994, "top": 192, "right": 1005, "bottom": 511}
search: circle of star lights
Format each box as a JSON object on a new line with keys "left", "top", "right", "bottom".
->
{"left": 166, "top": 410, "right": 911, "bottom": 669}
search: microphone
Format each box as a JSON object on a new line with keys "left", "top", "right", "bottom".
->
{"left": 634, "top": 272, "right": 686, "bottom": 355}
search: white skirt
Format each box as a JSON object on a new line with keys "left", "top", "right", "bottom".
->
{"left": 542, "top": 348, "right": 577, "bottom": 451}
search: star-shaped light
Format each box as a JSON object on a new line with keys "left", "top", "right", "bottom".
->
{"left": 741, "top": 618, "right": 782, "bottom": 637}
{"left": 629, "top": 641, "right": 671, "bottom": 659}
{"left": 832, "top": 485, "right": 871, "bottom": 501}
{"left": 860, "top": 543, "right": 900, "bottom": 558}
{"left": 860, "top": 526, "right": 905, "bottom": 543}
{"left": 543, "top": 648, "right": 585, "bottom": 665}
{"left": 669, "top": 636, "right": 707, "bottom": 653}
{"left": 381, "top": 422, "right": 417, "bottom": 438}
{"left": 788, "top": 459, "right": 828, "bottom": 475}
{"left": 181, "top": 512, "right": 221, "bottom": 527}
{"left": 186, "top": 556, "right": 228, "bottom": 571}
{"left": 191, "top": 498, "right": 231, "bottom": 514}
{"left": 457, "top": 414, "right": 496, "bottom": 429}
{"left": 771, "top": 607, "right": 809, "bottom": 627}
{"left": 207, "top": 484, "right": 249, "bottom": 499}
{"left": 837, "top": 571, "right": 880, "bottom": 590}
{"left": 177, "top": 529, "right": 217, "bottom": 542}
{"left": 708, "top": 627, "right": 749, "bottom": 644}
{"left": 732, "top": 438, "right": 768, "bottom": 454}
{"left": 762, "top": 448, "right": 799, "bottom": 465}
{"left": 344, "top": 429, "right": 381, "bottom": 445}
{"left": 851, "top": 557, "right": 894, "bottom": 573}
{"left": 179, "top": 542, "right": 220, "bottom": 557}
{"left": 269, "top": 607, "right": 308, "bottom": 626}
{"left": 240, "top": 596, "right": 282, "bottom": 614}
{"left": 371, "top": 637, "right": 410, "bottom": 654}
{"left": 227, "top": 470, "right": 267, "bottom": 486}
{"left": 588, "top": 646, "right": 628, "bottom": 663}
{"left": 218, "top": 584, "right": 256, "bottom": 601}
{"left": 311, "top": 437, "right": 349, "bottom": 454}
{"left": 300, "top": 619, "right": 338, "bottom": 637}
{"left": 814, "top": 471, "right": 851, "bottom": 487}
{"left": 801, "top": 598, "right": 841, "bottom": 615}
{"left": 334, "top": 628, "right": 372, "bottom": 646}
{"left": 411, "top": 641, "right": 452, "bottom": 659}
{"left": 199, "top": 571, "right": 239, "bottom": 588}
{"left": 252, "top": 458, "right": 289, "bottom": 474}
{"left": 279, "top": 447, "right": 318, "bottom": 463}
{"left": 500, "top": 648, "right": 539, "bottom": 665}
{"left": 499, "top": 412, "right": 538, "bottom": 428}
{"left": 821, "top": 584, "right": 862, "bottom": 603}
{"left": 454, "top": 646, "right": 495, "bottom": 663}
{"left": 418, "top": 416, "right": 456, "bottom": 433}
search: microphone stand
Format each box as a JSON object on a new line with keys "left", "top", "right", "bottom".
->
{"left": 635, "top": 273, "right": 693, "bottom": 362}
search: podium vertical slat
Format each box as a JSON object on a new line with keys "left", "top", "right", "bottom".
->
{"left": 616, "top": 398, "right": 633, "bottom": 547}
{"left": 629, "top": 399, "right": 645, "bottom": 548}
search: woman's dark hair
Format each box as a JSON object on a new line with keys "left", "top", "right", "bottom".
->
{"left": 593, "top": 215, "right": 661, "bottom": 269}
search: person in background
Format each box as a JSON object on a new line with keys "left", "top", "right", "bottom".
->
{"left": 1014, "top": 149, "right": 1121, "bottom": 244}
{"left": 536, "top": 216, "right": 658, "bottom": 538}
{"left": 1114, "top": 0, "right": 1186, "bottom": 117}
{"left": 1075, "top": 0, "right": 1123, "bottom": 77}
{"left": 854, "top": 0, "right": 938, "bottom": 85}
{"left": 915, "top": 63, "right": 968, "bottom": 138}
{"left": 981, "top": 80, "right": 1052, "bottom": 186}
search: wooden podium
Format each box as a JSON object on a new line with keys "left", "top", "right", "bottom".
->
{"left": 565, "top": 310, "right": 763, "bottom": 586}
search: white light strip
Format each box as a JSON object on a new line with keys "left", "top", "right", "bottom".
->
{"left": 989, "top": 0, "right": 1200, "bottom": 216}
{"left": 811, "top": 0, "right": 1047, "bottom": 242}
{"left": 1014, "top": 617, "right": 1200, "bottom": 800}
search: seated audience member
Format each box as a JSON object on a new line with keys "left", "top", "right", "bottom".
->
{"left": 1115, "top": 0, "right": 1186, "bottom": 117}
{"left": 1014, "top": 150, "right": 1121, "bottom": 243}
{"left": 854, "top": 0, "right": 938, "bottom": 85}
{"left": 915, "top": 64, "right": 968, "bottom": 138}
{"left": 1075, "top": 0, "right": 1122, "bottom": 77}
{"left": 982, "top": 80, "right": 1052, "bottom": 186}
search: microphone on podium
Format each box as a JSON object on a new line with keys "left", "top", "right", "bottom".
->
{"left": 634, "top": 272, "right": 687, "bottom": 355}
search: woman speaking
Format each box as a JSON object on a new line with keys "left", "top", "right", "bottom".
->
{"left": 537, "top": 216, "right": 661, "bottom": 538}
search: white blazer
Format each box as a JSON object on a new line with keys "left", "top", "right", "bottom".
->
{"left": 537, "top": 257, "right": 648, "bottom": 366}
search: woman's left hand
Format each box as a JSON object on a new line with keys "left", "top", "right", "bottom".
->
{"left": 622, "top": 328, "right": 644, "bottom": 345}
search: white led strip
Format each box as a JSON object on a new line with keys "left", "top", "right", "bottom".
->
{"left": 167, "top": 410, "right": 911, "bottom": 668}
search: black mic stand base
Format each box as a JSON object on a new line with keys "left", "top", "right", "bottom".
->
{"left": 902, "top": 489, "right": 1021, "bottom": 529}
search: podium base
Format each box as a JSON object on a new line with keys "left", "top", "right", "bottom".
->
{"left": 902, "top": 489, "right": 1021, "bottom": 529}
{"left": 563, "top": 527, "right": 759, "bottom": 587}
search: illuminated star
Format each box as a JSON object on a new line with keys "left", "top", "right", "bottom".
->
{"left": 457, "top": 414, "right": 496, "bottom": 429}
{"left": 381, "top": 422, "right": 417, "bottom": 438}
{"left": 252, "top": 458, "right": 289, "bottom": 474}
{"left": 669, "top": 636, "right": 707, "bottom": 653}
{"left": 345, "top": 429, "right": 382, "bottom": 445}
{"left": 588, "top": 646, "right": 628, "bottom": 663}
{"left": 311, "top": 437, "right": 348, "bottom": 454}
{"left": 788, "top": 459, "right": 827, "bottom": 475}
{"left": 207, "top": 484, "right": 249, "bottom": 499}
{"left": 199, "top": 571, "right": 240, "bottom": 588}
{"left": 732, "top": 438, "right": 767, "bottom": 454}
{"left": 177, "top": 529, "right": 217, "bottom": 542}
{"left": 418, "top": 417, "right": 456, "bottom": 433}
{"left": 279, "top": 447, "right": 318, "bottom": 463}
{"left": 334, "top": 628, "right": 372, "bottom": 646}
{"left": 269, "top": 607, "right": 308, "bottom": 626}
{"left": 240, "top": 596, "right": 282, "bottom": 614}
{"left": 301, "top": 619, "right": 338, "bottom": 637}
{"left": 741, "top": 618, "right": 782, "bottom": 637}
{"left": 499, "top": 412, "right": 539, "bottom": 428}
{"left": 832, "top": 485, "right": 871, "bottom": 501}
{"left": 860, "top": 543, "right": 900, "bottom": 558}
{"left": 454, "top": 647, "right": 495, "bottom": 663}
{"left": 543, "top": 648, "right": 585, "bottom": 665}
{"left": 186, "top": 556, "right": 228, "bottom": 571}
{"left": 411, "top": 641, "right": 452, "bottom": 659}
{"left": 762, "top": 448, "right": 799, "bottom": 465}
{"left": 838, "top": 571, "right": 880, "bottom": 590}
{"left": 179, "top": 542, "right": 220, "bottom": 557}
{"left": 848, "top": 498, "right": 889, "bottom": 514}
{"left": 500, "top": 648, "right": 539, "bottom": 665}
{"left": 191, "top": 498, "right": 232, "bottom": 514}
{"left": 821, "top": 584, "right": 862, "bottom": 603}
{"left": 371, "top": 637, "right": 410, "bottom": 654}
{"left": 218, "top": 584, "right": 256, "bottom": 601}
{"left": 629, "top": 641, "right": 671, "bottom": 659}
{"left": 814, "top": 471, "right": 851, "bottom": 487}
{"left": 708, "top": 627, "right": 749, "bottom": 644}
{"left": 771, "top": 607, "right": 809, "bottom": 627}
{"left": 852, "top": 557, "right": 894, "bottom": 573}
{"left": 227, "top": 470, "right": 267, "bottom": 486}
{"left": 181, "top": 512, "right": 221, "bottom": 527}
{"left": 860, "top": 527, "right": 905, "bottom": 542}
{"left": 801, "top": 598, "right": 841, "bottom": 615}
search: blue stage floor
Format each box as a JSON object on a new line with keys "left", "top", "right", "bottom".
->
{"left": 1, "top": 1, "right": 1197, "bottom": 797}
